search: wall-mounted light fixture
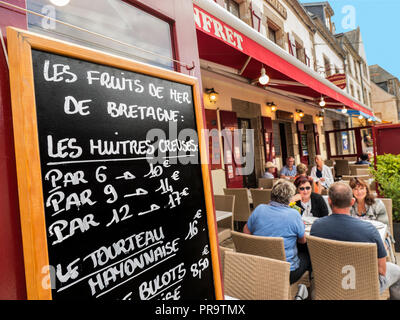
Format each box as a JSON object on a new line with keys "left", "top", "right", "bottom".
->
{"left": 266, "top": 102, "right": 277, "bottom": 112}
{"left": 296, "top": 109, "right": 305, "bottom": 118}
{"left": 317, "top": 112, "right": 324, "bottom": 122}
{"left": 259, "top": 66, "right": 270, "bottom": 85}
{"left": 368, "top": 118, "right": 373, "bottom": 123}
{"left": 358, "top": 114, "right": 364, "bottom": 120}
{"left": 205, "top": 88, "right": 219, "bottom": 104}
{"left": 341, "top": 106, "right": 347, "bottom": 114}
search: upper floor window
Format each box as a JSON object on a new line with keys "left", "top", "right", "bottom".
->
{"left": 324, "top": 56, "right": 331, "bottom": 77}
{"left": 350, "top": 84, "right": 355, "bottom": 97}
{"left": 268, "top": 26, "right": 277, "bottom": 44}
{"left": 224, "top": 0, "right": 240, "bottom": 18}
{"left": 377, "top": 82, "right": 388, "bottom": 92}
{"left": 27, "top": 0, "right": 175, "bottom": 70}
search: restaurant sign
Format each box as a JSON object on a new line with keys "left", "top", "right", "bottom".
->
{"left": 326, "top": 73, "right": 347, "bottom": 89}
{"left": 194, "top": 5, "right": 244, "bottom": 52}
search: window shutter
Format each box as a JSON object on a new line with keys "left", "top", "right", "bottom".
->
{"left": 251, "top": 1, "right": 262, "bottom": 32}
{"left": 304, "top": 48, "right": 311, "bottom": 67}
{"left": 287, "top": 33, "right": 297, "bottom": 57}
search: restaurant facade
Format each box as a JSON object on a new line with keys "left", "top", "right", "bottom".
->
{"left": 195, "top": 0, "right": 374, "bottom": 194}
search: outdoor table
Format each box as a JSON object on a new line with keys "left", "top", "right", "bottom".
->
{"left": 216, "top": 210, "right": 232, "bottom": 222}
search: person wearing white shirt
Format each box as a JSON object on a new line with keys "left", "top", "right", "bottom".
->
{"left": 310, "top": 155, "right": 334, "bottom": 191}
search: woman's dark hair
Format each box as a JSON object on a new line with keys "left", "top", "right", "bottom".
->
{"left": 349, "top": 177, "right": 375, "bottom": 206}
{"left": 294, "top": 175, "right": 313, "bottom": 189}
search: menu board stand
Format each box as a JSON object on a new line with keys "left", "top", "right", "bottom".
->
{"left": 7, "top": 27, "right": 222, "bottom": 300}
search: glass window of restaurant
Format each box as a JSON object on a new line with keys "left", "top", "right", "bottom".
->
{"left": 26, "top": 0, "right": 175, "bottom": 70}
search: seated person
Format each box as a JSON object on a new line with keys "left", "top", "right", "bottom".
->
{"left": 356, "top": 153, "right": 371, "bottom": 165}
{"left": 311, "top": 182, "right": 400, "bottom": 300}
{"left": 349, "top": 177, "right": 389, "bottom": 226}
{"left": 295, "top": 163, "right": 319, "bottom": 193}
{"left": 244, "top": 179, "right": 311, "bottom": 284}
{"left": 292, "top": 176, "right": 329, "bottom": 218}
{"left": 310, "top": 155, "right": 334, "bottom": 191}
{"left": 349, "top": 177, "right": 396, "bottom": 262}
{"left": 280, "top": 156, "right": 297, "bottom": 180}
{"left": 263, "top": 161, "right": 276, "bottom": 179}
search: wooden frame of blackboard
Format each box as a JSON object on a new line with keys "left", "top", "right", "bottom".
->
{"left": 7, "top": 27, "right": 223, "bottom": 300}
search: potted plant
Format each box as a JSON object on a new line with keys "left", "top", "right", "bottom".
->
{"left": 371, "top": 154, "right": 400, "bottom": 252}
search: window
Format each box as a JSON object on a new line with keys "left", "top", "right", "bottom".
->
{"left": 349, "top": 56, "right": 354, "bottom": 76}
{"left": 224, "top": 0, "right": 240, "bottom": 18}
{"left": 268, "top": 26, "right": 277, "bottom": 44}
{"left": 350, "top": 84, "right": 355, "bottom": 97}
{"left": 363, "top": 88, "right": 368, "bottom": 105}
{"left": 296, "top": 43, "right": 304, "bottom": 63}
{"left": 27, "top": 0, "right": 174, "bottom": 70}
{"left": 324, "top": 56, "right": 331, "bottom": 77}
{"left": 377, "top": 82, "right": 388, "bottom": 92}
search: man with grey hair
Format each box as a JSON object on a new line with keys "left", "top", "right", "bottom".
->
{"left": 310, "top": 155, "right": 334, "bottom": 191}
{"left": 311, "top": 182, "right": 400, "bottom": 299}
{"left": 244, "top": 179, "right": 311, "bottom": 284}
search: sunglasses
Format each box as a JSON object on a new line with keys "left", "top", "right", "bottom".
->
{"left": 299, "top": 186, "right": 311, "bottom": 191}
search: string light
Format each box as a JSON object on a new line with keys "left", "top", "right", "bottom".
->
{"left": 259, "top": 67, "right": 270, "bottom": 85}
{"left": 50, "top": 0, "right": 70, "bottom": 6}
{"left": 319, "top": 97, "right": 326, "bottom": 107}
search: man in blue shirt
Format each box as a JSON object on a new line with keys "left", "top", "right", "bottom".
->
{"left": 280, "top": 156, "right": 297, "bottom": 180}
{"left": 311, "top": 182, "right": 400, "bottom": 299}
{"left": 244, "top": 179, "right": 311, "bottom": 284}
{"left": 355, "top": 153, "right": 371, "bottom": 165}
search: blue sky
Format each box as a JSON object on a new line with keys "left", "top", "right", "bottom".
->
{"left": 302, "top": 0, "right": 400, "bottom": 79}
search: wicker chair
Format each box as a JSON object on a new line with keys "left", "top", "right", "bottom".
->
{"left": 258, "top": 178, "right": 274, "bottom": 189}
{"left": 219, "top": 245, "right": 234, "bottom": 276}
{"left": 223, "top": 188, "right": 251, "bottom": 232}
{"left": 380, "top": 198, "right": 393, "bottom": 236}
{"left": 231, "top": 231, "right": 310, "bottom": 299}
{"left": 325, "top": 159, "right": 335, "bottom": 167}
{"left": 250, "top": 189, "right": 272, "bottom": 209}
{"left": 223, "top": 251, "right": 291, "bottom": 300}
{"left": 214, "top": 195, "right": 235, "bottom": 244}
{"left": 356, "top": 168, "right": 371, "bottom": 177}
{"left": 307, "top": 235, "right": 390, "bottom": 300}
{"left": 341, "top": 175, "right": 370, "bottom": 181}
{"left": 335, "top": 160, "right": 350, "bottom": 177}
{"left": 349, "top": 164, "right": 370, "bottom": 176}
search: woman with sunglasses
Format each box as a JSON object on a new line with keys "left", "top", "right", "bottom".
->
{"left": 292, "top": 176, "right": 329, "bottom": 217}
{"left": 349, "top": 177, "right": 389, "bottom": 225}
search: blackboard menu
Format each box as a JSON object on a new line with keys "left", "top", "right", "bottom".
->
{"left": 30, "top": 49, "right": 215, "bottom": 300}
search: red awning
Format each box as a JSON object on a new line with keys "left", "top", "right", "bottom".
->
{"left": 193, "top": 2, "right": 373, "bottom": 116}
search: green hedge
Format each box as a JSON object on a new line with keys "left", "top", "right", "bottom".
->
{"left": 371, "top": 154, "right": 400, "bottom": 222}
